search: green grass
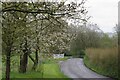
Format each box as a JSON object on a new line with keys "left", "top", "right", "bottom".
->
{"left": 0, "top": 67, "right": 1, "bottom": 79}
{"left": 2, "top": 55, "right": 69, "bottom": 79}
{"left": 43, "top": 57, "right": 69, "bottom": 64}
{"left": 0, "top": 56, "right": 2, "bottom": 80}
{"left": 10, "top": 71, "right": 42, "bottom": 78}
{"left": 43, "top": 63, "right": 67, "bottom": 78}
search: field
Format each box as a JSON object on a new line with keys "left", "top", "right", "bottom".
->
{"left": 2, "top": 55, "right": 69, "bottom": 79}
{"left": 84, "top": 47, "right": 118, "bottom": 79}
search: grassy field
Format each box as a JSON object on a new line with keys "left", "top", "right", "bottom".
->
{"left": 84, "top": 47, "right": 118, "bottom": 79}
{"left": 2, "top": 55, "right": 69, "bottom": 79}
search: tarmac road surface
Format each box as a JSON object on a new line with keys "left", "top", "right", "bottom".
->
{"left": 59, "top": 58, "right": 114, "bottom": 80}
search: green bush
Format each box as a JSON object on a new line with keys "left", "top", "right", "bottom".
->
{"left": 70, "top": 49, "right": 85, "bottom": 58}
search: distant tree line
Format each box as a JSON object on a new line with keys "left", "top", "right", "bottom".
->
{"left": 69, "top": 23, "right": 118, "bottom": 57}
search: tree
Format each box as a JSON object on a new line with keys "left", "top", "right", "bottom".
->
{"left": 69, "top": 23, "right": 102, "bottom": 57}
{"left": 2, "top": 11, "right": 20, "bottom": 80}
{"left": 2, "top": 1, "right": 88, "bottom": 79}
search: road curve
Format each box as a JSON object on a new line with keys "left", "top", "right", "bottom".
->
{"left": 59, "top": 58, "right": 113, "bottom": 80}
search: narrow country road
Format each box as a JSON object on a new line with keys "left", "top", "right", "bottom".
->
{"left": 59, "top": 58, "right": 113, "bottom": 80}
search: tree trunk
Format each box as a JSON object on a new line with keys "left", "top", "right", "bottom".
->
{"left": 19, "top": 38, "right": 28, "bottom": 73}
{"left": 19, "top": 52, "right": 28, "bottom": 73}
{"left": 5, "top": 48, "right": 11, "bottom": 80}
{"left": 32, "top": 49, "right": 38, "bottom": 70}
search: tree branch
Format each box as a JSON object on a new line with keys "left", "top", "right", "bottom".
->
{"left": 28, "top": 54, "right": 36, "bottom": 63}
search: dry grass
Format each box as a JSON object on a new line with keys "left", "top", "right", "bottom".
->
{"left": 84, "top": 47, "right": 118, "bottom": 78}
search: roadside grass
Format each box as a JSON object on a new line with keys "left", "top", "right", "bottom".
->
{"left": 10, "top": 71, "right": 42, "bottom": 78}
{"left": 2, "top": 55, "right": 69, "bottom": 79}
{"left": 0, "top": 56, "right": 2, "bottom": 80}
{"left": 84, "top": 47, "right": 118, "bottom": 79}
{"left": 42, "top": 57, "right": 69, "bottom": 64}
{"left": 9, "top": 63, "right": 68, "bottom": 78}
{"left": 43, "top": 63, "right": 67, "bottom": 78}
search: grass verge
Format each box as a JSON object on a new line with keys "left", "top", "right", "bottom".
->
{"left": 2, "top": 56, "right": 69, "bottom": 79}
{"left": 84, "top": 48, "right": 118, "bottom": 79}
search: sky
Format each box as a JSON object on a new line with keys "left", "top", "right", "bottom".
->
{"left": 84, "top": 0, "right": 119, "bottom": 33}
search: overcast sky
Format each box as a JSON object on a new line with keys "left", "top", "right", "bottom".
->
{"left": 84, "top": 0, "right": 119, "bottom": 33}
